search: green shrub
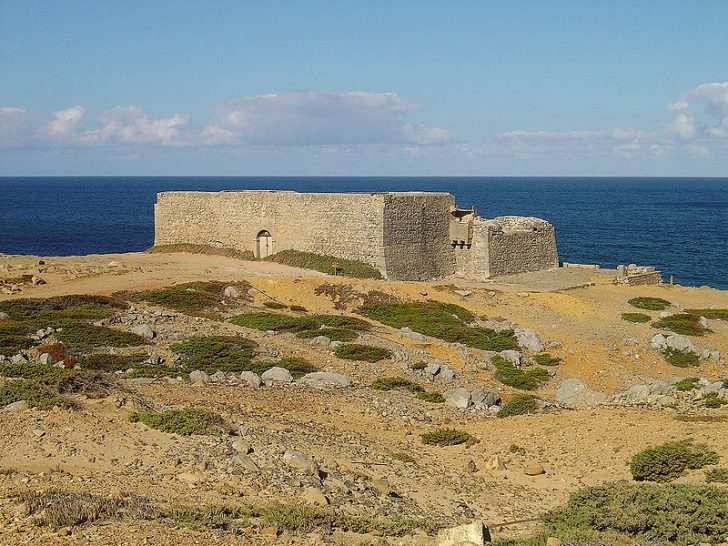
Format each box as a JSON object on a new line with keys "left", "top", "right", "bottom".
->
{"left": 542, "top": 481, "right": 728, "bottom": 545}
{"left": 629, "top": 440, "right": 719, "bottom": 482}
{"left": 420, "top": 428, "right": 473, "bottom": 446}
{"left": 334, "top": 343, "right": 392, "bottom": 362}
{"left": 55, "top": 322, "right": 147, "bottom": 349}
{"left": 0, "top": 379, "right": 74, "bottom": 410}
{"left": 0, "top": 295, "right": 126, "bottom": 322}
{"left": 79, "top": 353, "right": 148, "bottom": 372}
{"left": 409, "top": 361, "right": 427, "bottom": 370}
{"left": 391, "top": 451, "right": 416, "bottom": 463}
{"left": 289, "top": 305, "right": 307, "bottom": 312}
{"left": 171, "top": 335, "right": 257, "bottom": 374}
{"left": 148, "top": 243, "right": 255, "bottom": 261}
{"left": 129, "top": 407, "right": 225, "bottom": 435}
{"left": 705, "top": 468, "right": 728, "bottom": 483}
{"left": 628, "top": 297, "right": 671, "bottom": 311}
{"left": 265, "top": 249, "right": 383, "bottom": 279}
{"left": 130, "top": 281, "right": 250, "bottom": 314}
{"left": 295, "top": 328, "right": 359, "bottom": 342}
{"left": 230, "top": 312, "right": 368, "bottom": 337}
{"left": 0, "top": 320, "right": 45, "bottom": 356}
{"left": 263, "top": 301, "right": 288, "bottom": 309}
{"left": 0, "top": 361, "right": 73, "bottom": 381}
{"left": 702, "top": 392, "right": 728, "bottom": 409}
{"left": 492, "top": 356, "right": 549, "bottom": 390}
{"left": 663, "top": 348, "right": 700, "bottom": 368}
{"left": 415, "top": 391, "right": 445, "bottom": 403}
{"left": 357, "top": 301, "right": 517, "bottom": 351}
{"left": 653, "top": 313, "right": 708, "bottom": 336}
{"left": 674, "top": 377, "right": 701, "bottom": 391}
{"left": 371, "top": 376, "right": 423, "bottom": 392}
{"left": 687, "top": 308, "right": 728, "bottom": 321}
{"left": 533, "top": 353, "right": 561, "bottom": 366}
{"left": 266, "top": 357, "right": 317, "bottom": 379}
{"left": 621, "top": 312, "right": 651, "bottom": 323}
{"left": 498, "top": 394, "right": 538, "bottom": 418}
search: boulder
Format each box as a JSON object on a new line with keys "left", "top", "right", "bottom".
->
{"left": 283, "top": 449, "right": 318, "bottom": 475}
{"left": 309, "top": 335, "right": 331, "bottom": 346}
{"left": 261, "top": 367, "right": 293, "bottom": 385}
{"left": 39, "top": 353, "right": 55, "bottom": 366}
{"left": 665, "top": 335, "right": 698, "bottom": 354}
{"left": 239, "top": 371, "right": 262, "bottom": 388}
{"left": 438, "top": 364, "right": 457, "bottom": 381}
{"left": 556, "top": 378, "right": 607, "bottom": 408}
{"left": 484, "top": 454, "right": 505, "bottom": 471}
{"left": 437, "top": 521, "right": 491, "bottom": 546}
{"left": 444, "top": 387, "right": 472, "bottom": 409}
{"left": 131, "top": 324, "right": 155, "bottom": 340}
{"left": 223, "top": 285, "right": 241, "bottom": 299}
{"left": 499, "top": 350, "right": 522, "bottom": 366}
{"left": 471, "top": 390, "right": 500, "bottom": 407}
{"left": 301, "top": 487, "right": 329, "bottom": 506}
{"left": 515, "top": 328, "right": 544, "bottom": 352}
{"left": 298, "top": 372, "right": 351, "bottom": 387}
{"left": 426, "top": 361, "right": 442, "bottom": 376}
{"left": 5, "top": 400, "right": 30, "bottom": 412}
{"left": 524, "top": 463, "right": 545, "bottom": 476}
{"left": 650, "top": 334, "right": 667, "bottom": 350}
{"left": 453, "top": 289, "right": 472, "bottom": 297}
{"left": 232, "top": 440, "right": 252, "bottom": 454}
{"left": 189, "top": 370, "right": 210, "bottom": 383}
{"left": 10, "top": 353, "right": 28, "bottom": 364}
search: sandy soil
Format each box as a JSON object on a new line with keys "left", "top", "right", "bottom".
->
{"left": 1, "top": 251, "right": 726, "bottom": 545}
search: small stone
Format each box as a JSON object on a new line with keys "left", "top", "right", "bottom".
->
{"left": 309, "top": 335, "right": 331, "bottom": 346}
{"left": 261, "top": 367, "right": 293, "bottom": 385}
{"left": 259, "top": 526, "right": 278, "bottom": 537}
{"left": 299, "top": 371, "right": 351, "bottom": 387}
{"left": 189, "top": 370, "right": 210, "bottom": 383}
{"left": 437, "top": 521, "right": 491, "bottom": 546}
{"left": 515, "top": 328, "right": 543, "bottom": 352}
{"left": 5, "top": 400, "right": 30, "bottom": 411}
{"left": 231, "top": 454, "right": 259, "bottom": 472}
{"left": 454, "top": 289, "right": 472, "bottom": 297}
{"left": 0, "top": 311, "right": 9, "bottom": 320}
{"left": 499, "top": 350, "right": 522, "bottom": 366}
{"left": 31, "top": 275, "right": 46, "bottom": 285}
{"left": 131, "top": 324, "right": 155, "bottom": 340}
{"left": 524, "top": 463, "right": 545, "bottom": 476}
{"left": 546, "top": 538, "right": 562, "bottom": 546}
{"left": 10, "top": 353, "right": 28, "bottom": 364}
{"left": 39, "top": 353, "right": 55, "bottom": 366}
{"left": 223, "top": 285, "right": 241, "bottom": 299}
{"left": 301, "top": 487, "right": 329, "bottom": 506}
{"left": 484, "top": 454, "right": 506, "bottom": 471}
{"left": 283, "top": 449, "right": 318, "bottom": 475}
{"left": 239, "top": 371, "right": 262, "bottom": 388}
{"left": 177, "top": 472, "right": 203, "bottom": 484}
{"left": 426, "top": 361, "right": 441, "bottom": 376}
{"left": 232, "top": 440, "right": 252, "bottom": 454}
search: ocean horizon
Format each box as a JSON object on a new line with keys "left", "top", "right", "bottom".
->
{"left": 1, "top": 176, "right": 727, "bottom": 289}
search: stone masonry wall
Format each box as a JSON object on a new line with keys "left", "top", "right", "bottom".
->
{"left": 454, "top": 219, "right": 491, "bottom": 279}
{"left": 154, "top": 191, "right": 387, "bottom": 272}
{"left": 485, "top": 216, "right": 558, "bottom": 276}
{"left": 382, "top": 193, "right": 456, "bottom": 281}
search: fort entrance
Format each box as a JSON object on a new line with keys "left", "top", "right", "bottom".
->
{"left": 256, "top": 230, "right": 273, "bottom": 258}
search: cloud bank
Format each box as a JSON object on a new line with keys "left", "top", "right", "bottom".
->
{"left": 1, "top": 84, "right": 727, "bottom": 166}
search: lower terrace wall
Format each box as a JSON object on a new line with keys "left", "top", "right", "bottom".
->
{"left": 485, "top": 216, "right": 558, "bottom": 277}
{"left": 154, "top": 191, "right": 387, "bottom": 272}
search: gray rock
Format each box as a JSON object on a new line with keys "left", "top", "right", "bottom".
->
{"left": 189, "top": 369, "right": 210, "bottom": 383}
{"left": 261, "top": 366, "right": 293, "bottom": 385}
{"left": 146, "top": 353, "right": 163, "bottom": 365}
{"left": 665, "top": 335, "right": 698, "bottom": 354}
{"left": 39, "top": 353, "right": 55, "bottom": 366}
{"left": 231, "top": 454, "right": 259, "bottom": 472}
{"left": 444, "top": 387, "right": 472, "bottom": 409}
{"left": 232, "top": 439, "right": 252, "bottom": 454}
{"left": 0, "top": 311, "right": 9, "bottom": 320}
{"left": 650, "top": 334, "right": 667, "bottom": 350}
{"left": 239, "top": 371, "right": 261, "bottom": 388}
{"left": 400, "top": 327, "right": 426, "bottom": 341}
{"left": 223, "top": 285, "right": 241, "bottom": 299}
{"left": 499, "top": 350, "right": 522, "bottom": 366}
{"left": 437, "top": 521, "right": 491, "bottom": 546}
{"left": 298, "top": 371, "right": 351, "bottom": 387}
{"left": 515, "top": 328, "right": 544, "bottom": 352}
{"left": 283, "top": 449, "right": 318, "bottom": 474}
{"left": 330, "top": 341, "right": 344, "bottom": 349}
{"left": 698, "top": 316, "right": 709, "bottom": 328}
{"left": 5, "top": 400, "right": 30, "bottom": 411}
{"left": 556, "top": 378, "right": 608, "bottom": 408}
{"left": 131, "top": 324, "right": 155, "bottom": 340}
{"left": 438, "top": 364, "right": 457, "bottom": 381}
{"left": 309, "top": 335, "right": 331, "bottom": 346}
{"left": 209, "top": 371, "right": 228, "bottom": 383}
{"left": 619, "top": 384, "right": 652, "bottom": 404}
{"left": 426, "top": 361, "right": 442, "bottom": 376}
{"left": 471, "top": 389, "right": 500, "bottom": 407}
{"left": 10, "top": 353, "right": 28, "bottom": 364}
{"left": 453, "top": 289, "right": 472, "bottom": 297}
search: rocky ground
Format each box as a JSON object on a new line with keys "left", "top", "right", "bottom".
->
{"left": 1, "top": 251, "right": 727, "bottom": 546}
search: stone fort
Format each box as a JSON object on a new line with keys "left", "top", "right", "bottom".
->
{"left": 154, "top": 190, "right": 558, "bottom": 281}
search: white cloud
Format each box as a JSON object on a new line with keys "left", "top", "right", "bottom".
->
{"left": 81, "top": 106, "right": 190, "bottom": 146}
{"left": 202, "top": 90, "right": 454, "bottom": 146}
{"left": 43, "top": 106, "right": 85, "bottom": 137}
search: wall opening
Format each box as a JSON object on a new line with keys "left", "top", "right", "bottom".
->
{"left": 256, "top": 230, "right": 273, "bottom": 258}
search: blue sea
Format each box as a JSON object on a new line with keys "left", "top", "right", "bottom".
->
{"left": 0, "top": 177, "right": 726, "bottom": 289}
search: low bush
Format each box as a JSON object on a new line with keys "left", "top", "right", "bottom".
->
{"left": 702, "top": 392, "right": 728, "bottom": 409}
{"left": 79, "top": 353, "right": 148, "bottom": 372}
{"left": 492, "top": 356, "right": 549, "bottom": 390}
{"left": 171, "top": 335, "right": 257, "bottom": 374}
{"left": 130, "top": 281, "right": 251, "bottom": 315}
{"left": 0, "top": 295, "right": 126, "bottom": 322}
{"left": 263, "top": 301, "right": 288, "bottom": 309}
{"left": 0, "top": 320, "right": 35, "bottom": 356}
{"left": 0, "top": 361, "right": 72, "bottom": 381}
{"left": 498, "top": 394, "right": 538, "bottom": 418}
{"left": 653, "top": 313, "right": 708, "bottom": 336}
{"left": 415, "top": 391, "right": 445, "bottom": 403}
{"left": 687, "top": 308, "right": 728, "bottom": 321}
{"left": 130, "top": 407, "right": 225, "bottom": 435}
{"left": 265, "top": 249, "right": 383, "bottom": 279}
{"left": 420, "top": 428, "right": 473, "bottom": 446}
{"left": 357, "top": 300, "right": 517, "bottom": 351}
{"left": 533, "top": 353, "right": 561, "bottom": 366}
{"left": 147, "top": 243, "right": 255, "bottom": 260}
{"left": 334, "top": 343, "right": 392, "bottom": 362}
{"left": 621, "top": 312, "right": 651, "bottom": 323}
{"left": 541, "top": 481, "right": 728, "bottom": 545}
{"left": 0, "top": 379, "right": 75, "bottom": 410}
{"left": 705, "top": 468, "right": 728, "bottom": 483}
{"left": 663, "top": 348, "right": 700, "bottom": 368}
{"left": 371, "top": 376, "right": 423, "bottom": 392}
{"left": 629, "top": 440, "right": 719, "bottom": 482}
{"left": 289, "top": 305, "right": 307, "bottom": 312}
{"left": 391, "top": 451, "right": 416, "bottom": 463}
{"left": 628, "top": 297, "right": 671, "bottom": 311}
{"left": 409, "top": 361, "right": 427, "bottom": 370}
{"left": 230, "top": 312, "right": 369, "bottom": 337}
{"left": 265, "top": 357, "right": 317, "bottom": 378}
{"left": 674, "top": 377, "right": 701, "bottom": 391}
{"left": 55, "top": 322, "right": 147, "bottom": 349}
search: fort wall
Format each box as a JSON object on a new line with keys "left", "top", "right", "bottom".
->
{"left": 485, "top": 216, "right": 559, "bottom": 276}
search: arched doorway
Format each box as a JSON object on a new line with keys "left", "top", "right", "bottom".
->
{"left": 256, "top": 230, "right": 273, "bottom": 258}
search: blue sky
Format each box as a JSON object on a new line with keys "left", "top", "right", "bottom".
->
{"left": 1, "top": 0, "right": 727, "bottom": 176}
